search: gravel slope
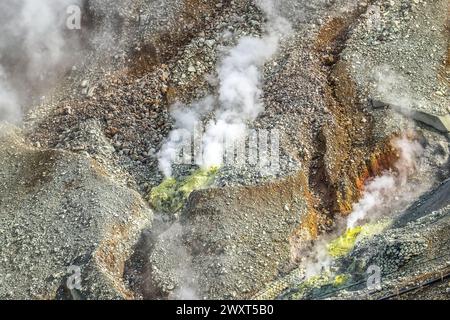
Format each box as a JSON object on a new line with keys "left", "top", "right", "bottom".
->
{"left": 0, "top": 124, "right": 152, "bottom": 299}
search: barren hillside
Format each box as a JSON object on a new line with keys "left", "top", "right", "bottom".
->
{"left": 0, "top": 0, "right": 449, "bottom": 300}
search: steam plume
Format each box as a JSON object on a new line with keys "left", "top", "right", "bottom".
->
{"left": 346, "top": 136, "right": 424, "bottom": 228}
{"left": 372, "top": 65, "right": 427, "bottom": 116}
{"left": 301, "top": 135, "right": 427, "bottom": 279}
{"left": 158, "top": 1, "right": 291, "bottom": 177}
{"left": 0, "top": 66, "right": 20, "bottom": 123}
{"left": 0, "top": 0, "right": 80, "bottom": 124}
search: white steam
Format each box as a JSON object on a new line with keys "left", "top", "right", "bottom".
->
{"left": 0, "top": 67, "right": 20, "bottom": 123}
{"left": 301, "top": 135, "right": 428, "bottom": 279}
{"left": 346, "top": 175, "right": 395, "bottom": 229}
{"left": 202, "top": 34, "right": 280, "bottom": 167}
{"left": 0, "top": 0, "right": 80, "bottom": 124}
{"left": 346, "top": 136, "right": 424, "bottom": 229}
{"left": 158, "top": 1, "right": 291, "bottom": 177}
{"left": 303, "top": 238, "right": 334, "bottom": 279}
{"left": 158, "top": 96, "right": 215, "bottom": 177}
{"left": 372, "top": 65, "right": 426, "bottom": 116}
{"left": 148, "top": 221, "right": 200, "bottom": 300}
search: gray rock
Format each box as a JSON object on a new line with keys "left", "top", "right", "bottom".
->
{"left": 0, "top": 125, "right": 152, "bottom": 299}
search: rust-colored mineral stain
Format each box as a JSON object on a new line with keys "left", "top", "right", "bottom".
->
{"left": 338, "top": 135, "right": 418, "bottom": 216}
{"left": 355, "top": 148, "right": 399, "bottom": 192}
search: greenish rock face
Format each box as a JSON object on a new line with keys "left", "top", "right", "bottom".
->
{"left": 149, "top": 167, "right": 218, "bottom": 213}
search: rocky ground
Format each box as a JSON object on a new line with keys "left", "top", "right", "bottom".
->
{"left": 0, "top": 123, "right": 151, "bottom": 299}
{"left": 286, "top": 179, "right": 450, "bottom": 300}
{"left": 0, "top": 0, "right": 448, "bottom": 299}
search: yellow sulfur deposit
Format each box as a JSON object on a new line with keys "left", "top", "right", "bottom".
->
{"left": 333, "top": 274, "right": 350, "bottom": 286}
{"left": 149, "top": 166, "right": 218, "bottom": 213}
{"left": 328, "top": 226, "right": 363, "bottom": 258}
{"left": 290, "top": 272, "right": 351, "bottom": 299}
{"left": 328, "top": 220, "right": 391, "bottom": 258}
